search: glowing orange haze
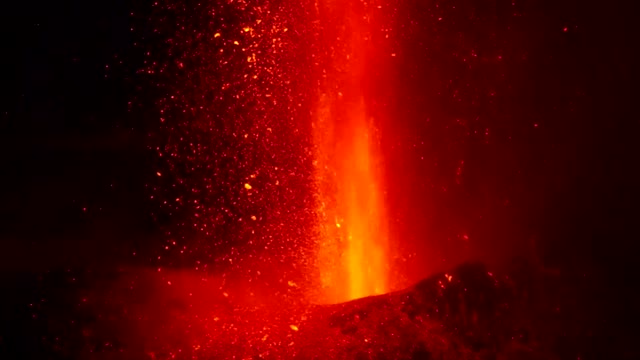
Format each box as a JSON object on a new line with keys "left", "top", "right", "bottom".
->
{"left": 313, "top": 2, "right": 390, "bottom": 303}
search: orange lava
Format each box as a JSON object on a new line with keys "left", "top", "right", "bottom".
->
{"left": 313, "top": 1, "right": 390, "bottom": 303}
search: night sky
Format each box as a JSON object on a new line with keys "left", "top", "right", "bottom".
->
{"left": 0, "top": 0, "right": 638, "bottom": 358}
{"left": 1, "top": 0, "right": 153, "bottom": 271}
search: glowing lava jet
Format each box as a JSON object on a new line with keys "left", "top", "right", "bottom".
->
{"left": 313, "top": 1, "right": 390, "bottom": 303}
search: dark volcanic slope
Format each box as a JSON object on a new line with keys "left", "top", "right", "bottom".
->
{"left": 1, "top": 262, "right": 629, "bottom": 359}
{"left": 290, "top": 263, "right": 530, "bottom": 360}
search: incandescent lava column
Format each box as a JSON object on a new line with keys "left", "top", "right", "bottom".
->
{"left": 313, "top": 0, "right": 390, "bottom": 303}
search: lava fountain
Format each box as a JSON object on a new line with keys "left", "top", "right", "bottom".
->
{"left": 313, "top": 1, "right": 391, "bottom": 303}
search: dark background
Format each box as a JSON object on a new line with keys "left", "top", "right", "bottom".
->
{"left": 0, "top": 0, "right": 638, "bottom": 358}
{"left": 383, "top": 0, "right": 639, "bottom": 281}
{"left": 0, "top": 0, "right": 155, "bottom": 272}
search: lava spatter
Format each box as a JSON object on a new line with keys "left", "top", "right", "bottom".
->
{"left": 145, "top": 0, "right": 319, "bottom": 299}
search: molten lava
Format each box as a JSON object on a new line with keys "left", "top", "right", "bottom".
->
{"left": 339, "top": 111, "right": 389, "bottom": 301}
{"left": 313, "top": 2, "right": 390, "bottom": 303}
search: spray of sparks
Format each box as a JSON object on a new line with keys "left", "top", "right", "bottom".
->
{"left": 147, "top": 0, "right": 398, "bottom": 304}
{"left": 148, "top": 0, "right": 319, "bottom": 302}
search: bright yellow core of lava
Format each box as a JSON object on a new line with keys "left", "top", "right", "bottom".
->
{"left": 312, "top": 1, "right": 390, "bottom": 304}
{"left": 314, "top": 96, "right": 389, "bottom": 303}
